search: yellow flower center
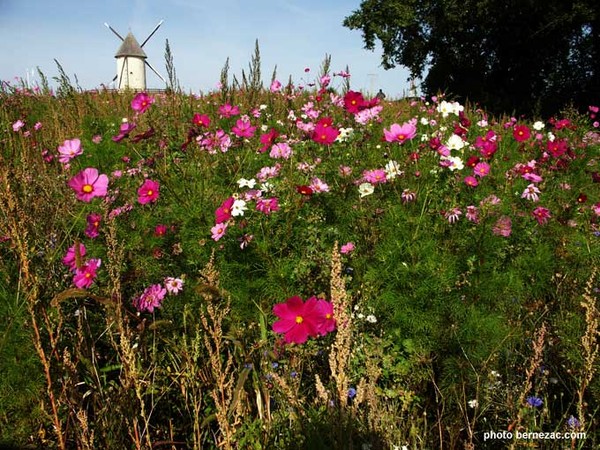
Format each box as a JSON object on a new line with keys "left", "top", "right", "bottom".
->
{"left": 295, "top": 316, "right": 304, "bottom": 324}
{"left": 82, "top": 184, "right": 93, "bottom": 193}
{"left": 325, "top": 313, "right": 332, "bottom": 320}
{"left": 147, "top": 190, "right": 153, "bottom": 196}
{"left": 398, "top": 134, "right": 405, "bottom": 140}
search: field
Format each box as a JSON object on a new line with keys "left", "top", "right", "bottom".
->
{"left": 1, "top": 63, "right": 599, "bottom": 449}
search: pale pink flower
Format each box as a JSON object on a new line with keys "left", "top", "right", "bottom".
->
{"left": 12, "top": 120, "right": 25, "bottom": 131}
{"left": 58, "top": 138, "right": 83, "bottom": 163}
{"left": 521, "top": 184, "right": 541, "bottom": 202}
{"left": 465, "top": 205, "right": 479, "bottom": 223}
{"left": 310, "top": 177, "right": 329, "bottom": 193}
{"left": 401, "top": 189, "right": 416, "bottom": 203}
{"left": 211, "top": 222, "right": 228, "bottom": 241}
{"left": 492, "top": 216, "right": 512, "bottom": 237}
{"left": 445, "top": 208, "right": 462, "bottom": 224}
{"left": 269, "top": 142, "right": 293, "bottom": 159}
{"left": 532, "top": 207, "right": 551, "bottom": 225}
{"left": 164, "top": 277, "right": 184, "bottom": 295}
{"left": 383, "top": 122, "right": 417, "bottom": 143}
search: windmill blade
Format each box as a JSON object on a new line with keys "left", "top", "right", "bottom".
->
{"left": 104, "top": 22, "right": 124, "bottom": 41}
{"left": 145, "top": 61, "right": 166, "bottom": 83}
{"left": 140, "top": 20, "right": 164, "bottom": 48}
{"left": 112, "top": 74, "right": 118, "bottom": 82}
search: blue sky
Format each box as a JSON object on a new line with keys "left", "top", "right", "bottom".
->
{"left": 0, "top": 0, "right": 417, "bottom": 98}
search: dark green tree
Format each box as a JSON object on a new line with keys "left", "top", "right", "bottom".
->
{"left": 343, "top": 0, "right": 600, "bottom": 117}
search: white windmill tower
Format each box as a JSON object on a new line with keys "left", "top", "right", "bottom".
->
{"left": 105, "top": 20, "right": 166, "bottom": 91}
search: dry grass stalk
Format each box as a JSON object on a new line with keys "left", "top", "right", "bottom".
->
{"left": 328, "top": 242, "right": 353, "bottom": 409}
{"left": 199, "top": 251, "right": 242, "bottom": 449}
{"left": 508, "top": 321, "right": 547, "bottom": 448}
{"left": 0, "top": 169, "right": 67, "bottom": 450}
{"left": 578, "top": 268, "right": 599, "bottom": 429}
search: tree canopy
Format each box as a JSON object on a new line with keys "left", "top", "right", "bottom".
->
{"left": 343, "top": 0, "right": 600, "bottom": 117}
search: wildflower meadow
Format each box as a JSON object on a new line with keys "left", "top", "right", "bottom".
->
{"left": 1, "top": 56, "right": 599, "bottom": 449}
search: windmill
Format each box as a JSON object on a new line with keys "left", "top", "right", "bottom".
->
{"left": 105, "top": 20, "right": 166, "bottom": 91}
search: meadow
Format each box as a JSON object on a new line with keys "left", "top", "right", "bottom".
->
{"left": 0, "top": 58, "right": 599, "bottom": 449}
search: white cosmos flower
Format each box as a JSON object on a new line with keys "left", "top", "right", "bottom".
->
{"left": 231, "top": 199, "right": 247, "bottom": 216}
{"left": 446, "top": 134, "right": 466, "bottom": 151}
{"left": 533, "top": 121, "right": 545, "bottom": 131}
{"left": 442, "top": 155, "right": 464, "bottom": 171}
{"left": 358, "top": 182, "right": 374, "bottom": 198}
{"left": 237, "top": 178, "right": 256, "bottom": 189}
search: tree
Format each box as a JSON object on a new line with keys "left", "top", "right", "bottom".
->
{"left": 343, "top": 0, "right": 600, "bottom": 117}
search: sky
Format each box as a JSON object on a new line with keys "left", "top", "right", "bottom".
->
{"left": 0, "top": 0, "right": 418, "bottom": 98}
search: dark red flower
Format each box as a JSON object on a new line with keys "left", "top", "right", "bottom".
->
{"left": 343, "top": 90, "right": 366, "bottom": 114}
{"left": 296, "top": 185, "right": 314, "bottom": 196}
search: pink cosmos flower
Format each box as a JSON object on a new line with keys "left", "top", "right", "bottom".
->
{"left": 401, "top": 189, "right": 416, "bottom": 203}
{"left": 62, "top": 243, "right": 87, "bottom": 271}
{"left": 465, "top": 205, "right": 479, "bottom": 223}
{"left": 464, "top": 175, "right": 479, "bottom": 187}
{"left": 255, "top": 197, "right": 280, "bottom": 215}
{"left": 522, "top": 184, "right": 541, "bottom": 202}
{"left": 513, "top": 124, "right": 531, "bottom": 142}
{"left": 340, "top": 242, "right": 355, "bottom": 254}
{"left": 133, "top": 284, "right": 167, "bottom": 313}
{"left": 218, "top": 103, "right": 240, "bottom": 118}
{"left": 270, "top": 79, "right": 282, "bottom": 93}
{"left": 137, "top": 179, "right": 160, "bottom": 205}
{"left": 383, "top": 122, "right": 417, "bottom": 143}
{"left": 131, "top": 92, "right": 154, "bottom": 114}
{"left": 112, "top": 121, "right": 137, "bottom": 142}
{"left": 473, "top": 162, "right": 490, "bottom": 177}
{"left": 492, "top": 216, "right": 512, "bottom": 237}
{"left": 232, "top": 118, "right": 256, "bottom": 138}
{"left": 363, "top": 169, "right": 387, "bottom": 184}
{"left": 257, "top": 164, "right": 281, "bottom": 182}
{"left": 73, "top": 258, "right": 101, "bottom": 289}
{"left": 211, "top": 222, "right": 228, "bottom": 241}
{"left": 215, "top": 197, "right": 235, "bottom": 223}
{"left": 269, "top": 142, "right": 292, "bottom": 159}
{"left": 12, "top": 120, "right": 25, "bottom": 132}
{"left": 310, "top": 177, "right": 330, "bottom": 193}
{"left": 68, "top": 168, "right": 109, "bottom": 202}
{"left": 57, "top": 138, "right": 83, "bottom": 163}
{"left": 85, "top": 212, "right": 102, "bottom": 239}
{"left": 339, "top": 165, "right": 353, "bottom": 177}
{"left": 592, "top": 202, "right": 600, "bottom": 216}
{"left": 164, "top": 277, "right": 184, "bottom": 295}
{"left": 272, "top": 296, "right": 324, "bottom": 344}
{"left": 532, "top": 207, "right": 551, "bottom": 225}
{"left": 445, "top": 208, "right": 462, "bottom": 224}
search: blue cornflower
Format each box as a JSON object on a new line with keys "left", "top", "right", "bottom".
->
{"left": 348, "top": 387, "right": 357, "bottom": 399}
{"left": 526, "top": 396, "right": 543, "bottom": 408}
{"left": 567, "top": 415, "right": 581, "bottom": 429}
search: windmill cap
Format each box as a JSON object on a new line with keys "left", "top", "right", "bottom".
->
{"left": 115, "top": 32, "right": 147, "bottom": 58}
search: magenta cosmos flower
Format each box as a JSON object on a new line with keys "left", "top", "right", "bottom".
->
{"left": 314, "top": 297, "right": 336, "bottom": 336}
{"left": 232, "top": 118, "right": 256, "bottom": 138}
{"left": 73, "top": 258, "right": 101, "bottom": 289}
{"left": 384, "top": 122, "right": 417, "bottom": 144}
{"left": 215, "top": 197, "right": 235, "bottom": 223}
{"left": 137, "top": 179, "right": 160, "bottom": 204}
{"left": 62, "top": 242, "right": 87, "bottom": 271}
{"left": 133, "top": 284, "right": 167, "bottom": 313}
{"left": 68, "top": 168, "right": 109, "bottom": 202}
{"left": 272, "top": 296, "right": 326, "bottom": 344}
{"left": 131, "top": 92, "right": 154, "bottom": 114}
{"left": 532, "top": 207, "right": 551, "bottom": 225}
